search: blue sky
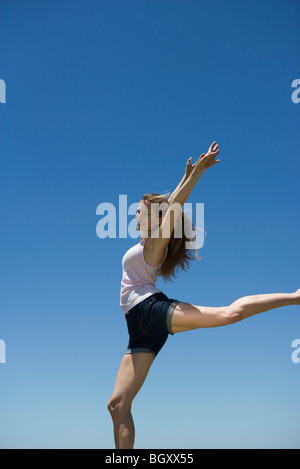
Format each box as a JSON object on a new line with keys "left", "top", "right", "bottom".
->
{"left": 1, "top": 0, "right": 300, "bottom": 449}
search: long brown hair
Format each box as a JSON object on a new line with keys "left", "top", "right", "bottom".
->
{"left": 141, "top": 192, "right": 206, "bottom": 283}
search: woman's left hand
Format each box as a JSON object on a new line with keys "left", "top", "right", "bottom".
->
{"left": 184, "top": 157, "right": 195, "bottom": 178}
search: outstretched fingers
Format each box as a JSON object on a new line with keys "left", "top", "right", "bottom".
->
{"left": 209, "top": 141, "right": 219, "bottom": 153}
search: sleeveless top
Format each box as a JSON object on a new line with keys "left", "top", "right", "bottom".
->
{"left": 120, "top": 238, "right": 168, "bottom": 315}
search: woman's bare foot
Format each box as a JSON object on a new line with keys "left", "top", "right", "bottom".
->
{"left": 293, "top": 289, "right": 300, "bottom": 305}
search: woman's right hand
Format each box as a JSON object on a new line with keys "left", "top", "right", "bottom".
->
{"left": 195, "top": 141, "right": 220, "bottom": 172}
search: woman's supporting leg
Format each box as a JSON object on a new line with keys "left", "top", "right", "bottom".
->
{"left": 171, "top": 289, "right": 300, "bottom": 333}
{"left": 107, "top": 352, "right": 154, "bottom": 449}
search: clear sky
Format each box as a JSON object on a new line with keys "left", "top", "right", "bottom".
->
{"left": 1, "top": 0, "right": 300, "bottom": 449}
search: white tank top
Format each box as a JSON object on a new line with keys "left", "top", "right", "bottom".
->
{"left": 120, "top": 238, "right": 168, "bottom": 315}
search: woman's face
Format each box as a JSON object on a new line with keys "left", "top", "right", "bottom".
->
{"left": 136, "top": 200, "right": 161, "bottom": 236}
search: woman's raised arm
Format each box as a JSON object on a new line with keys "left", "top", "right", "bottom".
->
{"left": 169, "top": 141, "right": 220, "bottom": 206}
{"left": 153, "top": 142, "right": 221, "bottom": 249}
{"left": 168, "top": 157, "right": 195, "bottom": 203}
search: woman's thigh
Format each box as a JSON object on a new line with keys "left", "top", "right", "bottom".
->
{"left": 109, "top": 352, "right": 154, "bottom": 411}
{"left": 171, "top": 301, "right": 230, "bottom": 333}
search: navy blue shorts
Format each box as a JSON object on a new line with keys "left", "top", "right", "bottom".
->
{"left": 125, "top": 292, "right": 180, "bottom": 358}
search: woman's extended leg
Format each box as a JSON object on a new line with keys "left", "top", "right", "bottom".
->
{"left": 171, "top": 289, "right": 300, "bottom": 333}
{"left": 107, "top": 352, "right": 154, "bottom": 449}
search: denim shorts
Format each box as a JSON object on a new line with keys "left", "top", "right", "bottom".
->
{"left": 125, "top": 292, "right": 180, "bottom": 358}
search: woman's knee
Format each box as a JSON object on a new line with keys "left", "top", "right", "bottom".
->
{"left": 107, "top": 394, "right": 132, "bottom": 420}
{"left": 219, "top": 305, "right": 243, "bottom": 325}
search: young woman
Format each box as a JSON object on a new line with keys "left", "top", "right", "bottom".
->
{"left": 107, "top": 141, "right": 300, "bottom": 449}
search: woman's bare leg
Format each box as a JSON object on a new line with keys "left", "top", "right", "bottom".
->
{"left": 107, "top": 352, "right": 154, "bottom": 449}
{"left": 171, "top": 288, "right": 300, "bottom": 333}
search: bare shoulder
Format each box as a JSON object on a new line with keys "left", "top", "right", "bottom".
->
{"left": 143, "top": 238, "right": 169, "bottom": 267}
